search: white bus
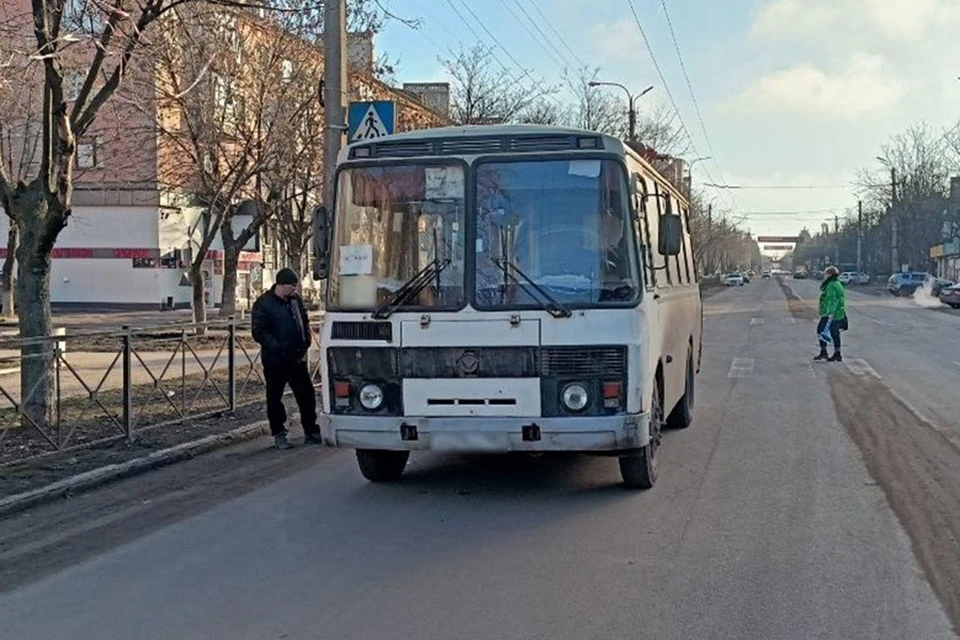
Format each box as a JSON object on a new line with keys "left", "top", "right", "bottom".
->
{"left": 312, "top": 125, "right": 702, "bottom": 488}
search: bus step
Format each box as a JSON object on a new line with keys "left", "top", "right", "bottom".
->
{"left": 400, "top": 423, "right": 419, "bottom": 441}
{"left": 522, "top": 424, "right": 541, "bottom": 442}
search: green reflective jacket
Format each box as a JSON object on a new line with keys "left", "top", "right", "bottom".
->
{"left": 818, "top": 277, "right": 847, "bottom": 321}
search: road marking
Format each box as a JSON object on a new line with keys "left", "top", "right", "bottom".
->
{"left": 727, "top": 357, "right": 754, "bottom": 378}
{"left": 845, "top": 358, "right": 881, "bottom": 379}
{"left": 781, "top": 318, "right": 797, "bottom": 325}
{"left": 806, "top": 362, "right": 817, "bottom": 379}
{"left": 750, "top": 317, "right": 764, "bottom": 325}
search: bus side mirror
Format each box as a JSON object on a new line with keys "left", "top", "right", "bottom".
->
{"left": 312, "top": 205, "right": 331, "bottom": 280}
{"left": 659, "top": 213, "right": 682, "bottom": 256}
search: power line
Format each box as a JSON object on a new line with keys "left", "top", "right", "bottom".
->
{"left": 496, "top": 0, "right": 571, "bottom": 74}
{"left": 704, "top": 183, "right": 850, "bottom": 190}
{"left": 657, "top": 0, "right": 731, "bottom": 204}
{"left": 624, "top": 0, "right": 735, "bottom": 210}
{"left": 525, "top": 0, "right": 587, "bottom": 69}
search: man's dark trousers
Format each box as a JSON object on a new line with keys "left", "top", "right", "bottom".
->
{"left": 263, "top": 358, "right": 319, "bottom": 437}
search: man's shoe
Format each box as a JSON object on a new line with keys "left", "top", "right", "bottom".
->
{"left": 813, "top": 352, "right": 829, "bottom": 361}
{"left": 274, "top": 434, "right": 294, "bottom": 450}
{"left": 828, "top": 352, "right": 843, "bottom": 362}
{"left": 304, "top": 433, "right": 324, "bottom": 446}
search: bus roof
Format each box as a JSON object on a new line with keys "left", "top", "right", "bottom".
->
{"left": 339, "top": 123, "right": 689, "bottom": 205}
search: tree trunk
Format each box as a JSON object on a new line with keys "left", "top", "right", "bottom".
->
{"left": 14, "top": 191, "right": 55, "bottom": 429}
{"left": 190, "top": 260, "right": 207, "bottom": 334}
{"left": 2, "top": 223, "right": 17, "bottom": 320}
{"left": 219, "top": 223, "right": 240, "bottom": 318}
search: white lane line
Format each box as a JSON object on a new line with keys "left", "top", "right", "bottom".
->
{"left": 806, "top": 362, "right": 817, "bottom": 379}
{"left": 781, "top": 318, "right": 797, "bottom": 325}
{"left": 727, "top": 357, "right": 755, "bottom": 378}
{"left": 845, "top": 358, "right": 881, "bottom": 379}
{"left": 750, "top": 317, "right": 764, "bottom": 325}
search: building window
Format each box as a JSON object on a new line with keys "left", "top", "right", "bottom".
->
{"left": 76, "top": 141, "right": 97, "bottom": 169}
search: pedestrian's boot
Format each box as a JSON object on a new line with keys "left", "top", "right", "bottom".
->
{"left": 813, "top": 349, "right": 829, "bottom": 361}
{"left": 828, "top": 351, "right": 843, "bottom": 362}
{"left": 274, "top": 433, "right": 294, "bottom": 450}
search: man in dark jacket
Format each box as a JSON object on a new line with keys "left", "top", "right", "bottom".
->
{"left": 251, "top": 268, "right": 322, "bottom": 449}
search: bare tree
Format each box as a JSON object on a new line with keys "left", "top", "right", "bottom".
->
{"left": 635, "top": 104, "right": 693, "bottom": 158}
{"left": 440, "top": 44, "right": 557, "bottom": 125}
{"left": 565, "top": 66, "right": 626, "bottom": 137}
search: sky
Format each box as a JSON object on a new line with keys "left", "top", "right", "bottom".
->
{"left": 374, "top": 0, "right": 960, "bottom": 239}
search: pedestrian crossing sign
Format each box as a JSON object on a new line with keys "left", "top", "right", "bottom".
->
{"left": 348, "top": 101, "right": 396, "bottom": 142}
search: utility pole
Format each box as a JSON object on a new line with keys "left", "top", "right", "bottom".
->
{"left": 322, "top": 0, "right": 347, "bottom": 212}
{"left": 834, "top": 214, "right": 840, "bottom": 266}
{"left": 890, "top": 167, "right": 899, "bottom": 274}
{"left": 707, "top": 204, "right": 713, "bottom": 273}
{"left": 856, "top": 200, "right": 863, "bottom": 275}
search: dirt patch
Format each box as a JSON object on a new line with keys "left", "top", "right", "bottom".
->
{"left": 830, "top": 372, "right": 960, "bottom": 635}
{"left": 777, "top": 277, "right": 819, "bottom": 321}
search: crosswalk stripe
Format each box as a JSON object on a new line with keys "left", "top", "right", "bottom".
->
{"left": 845, "top": 358, "right": 881, "bottom": 379}
{"left": 781, "top": 318, "right": 797, "bottom": 325}
{"left": 727, "top": 357, "right": 755, "bottom": 378}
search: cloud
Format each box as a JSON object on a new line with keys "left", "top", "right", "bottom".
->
{"left": 588, "top": 19, "right": 642, "bottom": 62}
{"left": 726, "top": 53, "right": 904, "bottom": 118}
{"left": 750, "top": 0, "right": 959, "bottom": 42}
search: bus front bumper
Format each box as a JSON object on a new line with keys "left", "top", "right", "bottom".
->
{"left": 319, "top": 414, "right": 650, "bottom": 452}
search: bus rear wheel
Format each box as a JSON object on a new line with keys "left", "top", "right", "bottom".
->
{"left": 356, "top": 449, "right": 409, "bottom": 483}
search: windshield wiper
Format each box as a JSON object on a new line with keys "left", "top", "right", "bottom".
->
{"left": 493, "top": 258, "right": 571, "bottom": 319}
{"left": 372, "top": 257, "right": 451, "bottom": 319}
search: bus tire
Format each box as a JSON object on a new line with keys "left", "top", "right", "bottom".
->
{"left": 619, "top": 381, "right": 662, "bottom": 489}
{"left": 667, "top": 349, "right": 695, "bottom": 430}
{"left": 356, "top": 449, "right": 409, "bottom": 483}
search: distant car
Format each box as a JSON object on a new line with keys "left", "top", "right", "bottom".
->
{"left": 748, "top": 270, "right": 756, "bottom": 278}
{"left": 838, "top": 271, "right": 856, "bottom": 285}
{"left": 856, "top": 272, "right": 871, "bottom": 285}
{"left": 742, "top": 273, "right": 751, "bottom": 283}
{"left": 725, "top": 273, "right": 744, "bottom": 287}
{"left": 940, "top": 283, "right": 960, "bottom": 309}
{"left": 761, "top": 270, "right": 771, "bottom": 279}
{"left": 887, "top": 272, "right": 935, "bottom": 296}
{"left": 793, "top": 271, "right": 808, "bottom": 279}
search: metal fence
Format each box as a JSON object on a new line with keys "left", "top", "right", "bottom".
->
{"left": 0, "top": 318, "right": 323, "bottom": 465}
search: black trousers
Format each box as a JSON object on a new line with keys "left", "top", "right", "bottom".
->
{"left": 817, "top": 316, "right": 847, "bottom": 351}
{"left": 263, "top": 359, "right": 319, "bottom": 437}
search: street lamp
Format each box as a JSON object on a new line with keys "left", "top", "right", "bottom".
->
{"left": 684, "top": 156, "right": 712, "bottom": 195}
{"left": 588, "top": 81, "right": 654, "bottom": 141}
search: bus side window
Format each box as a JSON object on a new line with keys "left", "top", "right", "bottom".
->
{"left": 633, "top": 173, "right": 656, "bottom": 288}
{"left": 682, "top": 205, "right": 697, "bottom": 284}
{"left": 678, "top": 204, "right": 692, "bottom": 284}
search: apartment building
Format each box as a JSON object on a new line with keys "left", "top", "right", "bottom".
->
{"left": 0, "top": 0, "right": 448, "bottom": 309}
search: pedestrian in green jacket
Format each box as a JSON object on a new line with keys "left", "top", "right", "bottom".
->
{"left": 815, "top": 266, "right": 848, "bottom": 362}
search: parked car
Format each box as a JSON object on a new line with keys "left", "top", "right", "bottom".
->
{"left": 940, "top": 283, "right": 960, "bottom": 309}
{"left": 761, "top": 270, "right": 771, "bottom": 279}
{"left": 838, "top": 271, "right": 856, "bottom": 285}
{"left": 856, "top": 272, "right": 871, "bottom": 285}
{"left": 725, "top": 273, "right": 745, "bottom": 287}
{"left": 793, "top": 271, "right": 808, "bottom": 279}
{"left": 886, "top": 272, "right": 950, "bottom": 296}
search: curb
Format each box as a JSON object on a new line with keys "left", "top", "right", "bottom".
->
{"left": 0, "top": 421, "right": 271, "bottom": 518}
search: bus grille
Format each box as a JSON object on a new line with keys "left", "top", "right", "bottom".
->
{"left": 540, "top": 346, "right": 627, "bottom": 378}
{"left": 330, "top": 321, "right": 393, "bottom": 342}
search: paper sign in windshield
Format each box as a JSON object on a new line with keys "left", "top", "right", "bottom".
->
{"left": 339, "top": 245, "right": 373, "bottom": 275}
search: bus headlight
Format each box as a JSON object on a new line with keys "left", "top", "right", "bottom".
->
{"left": 358, "top": 383, "right": 384, "bottom": 411}
{"left": 561, "top": 383, "right": 589, "bottom": 412}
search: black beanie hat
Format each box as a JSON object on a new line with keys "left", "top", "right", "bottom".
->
{"left": 275, "top": 268, "right": 299, "bottom": 285}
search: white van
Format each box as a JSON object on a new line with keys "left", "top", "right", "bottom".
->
{"left": 312, "top": 125, "right": 703, "bottom": 489}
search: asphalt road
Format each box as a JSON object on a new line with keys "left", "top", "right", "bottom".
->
{"left": 1, "top": 278, "right": 958, "bottom": 640}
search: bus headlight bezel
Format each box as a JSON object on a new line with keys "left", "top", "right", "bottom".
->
{"left": 561, "top": 382, "right": 590, "bottom": 412}
{"left": 358, "top": 383, "right": 385, "bottom": 411}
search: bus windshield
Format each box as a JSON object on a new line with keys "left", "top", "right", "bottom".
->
{"left": 473, "top": 158, "right": 640, "bottom": 309}
{"left": 327, "top": 163, "right": 466, "bottom": 311}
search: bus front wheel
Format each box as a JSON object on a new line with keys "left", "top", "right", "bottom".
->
{"left": 619, "top": 382, "right": 663, "bottom": 489}
{"left": 356, "top": 449, "right": 409, "bottom": 483}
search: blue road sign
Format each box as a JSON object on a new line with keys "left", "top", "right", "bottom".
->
{"left": 347, "top": 101, "right": 396, "bottom": 141}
